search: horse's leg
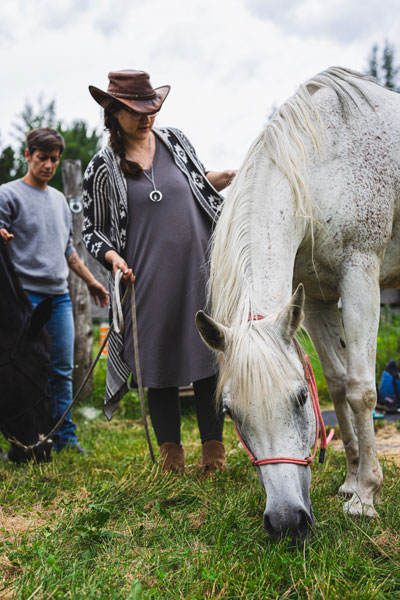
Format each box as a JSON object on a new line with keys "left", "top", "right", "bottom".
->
{"left": 339, "top": 257, "right": 383, "bottom": 517}
{"left": 303, "top": 299, "right": 359, "bottom": 495}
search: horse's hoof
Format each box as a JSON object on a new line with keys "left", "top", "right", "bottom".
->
{"left": 338, "top": 482, "right": 356, "bottom": 497}
{"left": 343, "top": 496, "right": 378, "bottom": 518}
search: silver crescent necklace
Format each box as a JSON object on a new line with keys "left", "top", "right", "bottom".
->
{"left": 142, "top": 136, "right": 162, "bottom": 203}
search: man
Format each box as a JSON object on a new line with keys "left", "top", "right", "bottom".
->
{"left": 0, "top": 127, "right": 108, "bottom": 453}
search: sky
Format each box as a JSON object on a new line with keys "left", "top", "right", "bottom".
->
{"left": 0, "top": 0, "right": 399, "bottom": 171}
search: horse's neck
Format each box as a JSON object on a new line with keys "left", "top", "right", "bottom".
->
{"left": 248, "top": 171, "right": 306, "bottom": 313}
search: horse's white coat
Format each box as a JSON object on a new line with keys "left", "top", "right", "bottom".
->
{"left": 198, "top": 68, "right": 400, "bottom": 536}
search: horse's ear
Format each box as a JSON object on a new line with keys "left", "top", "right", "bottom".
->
{"left": 29, "top": 297, "right": 53, "bottom": 337}
{"left": 279, "top": 284, "right": 305, "bottom": 341}
{"left": 195, "top": 311, "right": 230, "bottom": 352}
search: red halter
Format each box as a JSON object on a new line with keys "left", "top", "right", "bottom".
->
{"left": 233, "top": 316, "right": 334, "bottom": 467}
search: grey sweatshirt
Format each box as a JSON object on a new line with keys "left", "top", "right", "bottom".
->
{"left": 0, "top": 179, "right": 75, "bottom": 295}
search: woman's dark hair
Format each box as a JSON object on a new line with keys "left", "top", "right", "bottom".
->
{"left": 104, "top": 103, "right": 143, "bottom": 177}
{"left": 26, "top": 128, "right": 65, "bottom": 156}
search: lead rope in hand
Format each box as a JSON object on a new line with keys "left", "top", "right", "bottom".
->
{"left": 114, "top": 270, "right": 156, "bottom": 464}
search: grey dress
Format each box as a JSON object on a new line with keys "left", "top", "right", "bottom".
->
{"left": 122, "top": 138, "right": 217, "bottom": 388}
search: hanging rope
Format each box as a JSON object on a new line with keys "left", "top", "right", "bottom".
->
{"left": 114, "top": 269, "right": 156, "bottom": 463}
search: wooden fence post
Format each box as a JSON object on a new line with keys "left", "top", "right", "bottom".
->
{"left": 62, "top": 159, "right": 93, "bottom": 402}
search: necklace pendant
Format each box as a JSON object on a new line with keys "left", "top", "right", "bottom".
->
{"left": 149, "top": 190, "right": 163, "bottom": 203}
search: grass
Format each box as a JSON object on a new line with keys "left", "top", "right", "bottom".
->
{"left": 1, "top": 312, "right": 400, "bottom": 599}
{"left": 1, "top": 416, "right": 400, "bottom": 599}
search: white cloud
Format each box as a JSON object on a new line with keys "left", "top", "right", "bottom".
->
{"left": 0, "top": 0, "right": 398, "bottom": 171}
{"left": 245, "top": 0, "right": 400, "bottom": 44}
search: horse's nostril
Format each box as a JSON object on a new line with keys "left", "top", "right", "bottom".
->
{"left": 297, "top": 509, "right": 312, "bottom": 539}
{"left": 264, "top": 508, "right": 313, "bottom": 540}
{"left": 263, "top": 513, "right": 281, "bottom": 539}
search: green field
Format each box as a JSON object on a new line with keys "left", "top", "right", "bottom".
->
{"left": 1, "top": 312, "right": 400, "bottom": 599}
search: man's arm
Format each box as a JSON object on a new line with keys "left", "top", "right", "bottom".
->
{"left": 67, "top": 252, "right": 109, "bottom": 307}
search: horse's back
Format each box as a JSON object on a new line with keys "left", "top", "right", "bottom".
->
{"left": 299, "top": 81, "right": 400, "bottom": 294}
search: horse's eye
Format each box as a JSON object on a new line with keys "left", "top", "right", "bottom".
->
{"left": 297, "top": 387, "right": 308, "bottom": 406}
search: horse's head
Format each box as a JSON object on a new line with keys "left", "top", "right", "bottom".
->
{"left": 196, "top": 285, "right": 316, "bottom": 540}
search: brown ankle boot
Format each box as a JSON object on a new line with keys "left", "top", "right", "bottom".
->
{"left": 159, "top": 442, "right": 185, "bottom": 473}
{"left": 201, "top": 440, "right": 226, "bottom": 474}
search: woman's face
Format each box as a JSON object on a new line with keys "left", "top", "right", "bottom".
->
{"left": 114, "top": 108, "right": 157, "bottom": 142}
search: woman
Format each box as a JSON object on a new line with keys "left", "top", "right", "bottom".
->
{"left": 83, "top": 70, "right": 235, "bottom": 473}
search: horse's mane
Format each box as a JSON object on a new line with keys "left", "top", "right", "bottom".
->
{"left": 209, "top": 67, "right": 379, "bottom": 415}
{"left": 217, "top": 317, "right": 307, "bottom": 425}
{"left": 210, "top": 67, "right": 377, "bottom": 327}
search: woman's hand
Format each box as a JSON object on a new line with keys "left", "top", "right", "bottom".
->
{"left": 104, "top": 250, "right": 135, "bottom": 284}
{"left": 0, "top": 228, "right": 14, "bottom": 245}
{"left": 206, "top": 170, "right": 237, "bottom": 192}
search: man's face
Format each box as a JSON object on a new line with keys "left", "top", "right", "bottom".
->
{"left": 25, "top": 147, "right": 61, "bottom": 186}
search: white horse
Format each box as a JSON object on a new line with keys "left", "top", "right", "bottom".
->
{"left": 196, "top": 67, "right": 400, "bottom": 540}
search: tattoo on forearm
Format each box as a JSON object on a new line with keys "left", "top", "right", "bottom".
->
{"left": 68, "top": 253, "right": 94, "bottom": 283}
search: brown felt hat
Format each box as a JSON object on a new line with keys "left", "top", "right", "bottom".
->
{"left": 89, "top": 70, "right": 170, "bottom": 114}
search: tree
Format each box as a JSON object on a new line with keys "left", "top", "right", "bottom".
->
{"left": 366, "top": 41, "right": 400, "bottom": 92}
{"left": 368, "top": 44, "right": 378, "bottom": 79}
{"left": 52, "top": 121, "right": 102, "bottom": 191}
{"left": 11, "top": 97, "right": 58, "bottom": 180}
{"left": 0, "top": 97, "right": 102, "bottom": 188}
{"left": 12, "top": 96, "right": 57, "bottom": 142}
{"left": 382, "top": 42, "right": 399, "bottom": 90}
{"left": 0, "top": 141, "right": 16, "bottom": 184}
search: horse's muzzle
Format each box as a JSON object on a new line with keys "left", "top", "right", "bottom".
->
{"left": 263, "top": 505, "right": 313, "bottom": 540}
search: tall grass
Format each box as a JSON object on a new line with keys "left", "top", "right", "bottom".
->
{"left": 1, "top": 313, "right": 400, "bottom": 598}
{"left": 1, "top": 416, "right": 400, "bottom": 599}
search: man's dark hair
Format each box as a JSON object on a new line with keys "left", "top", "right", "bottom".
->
{"left": 26, "top": 128, "right": 65, "bottom": 156}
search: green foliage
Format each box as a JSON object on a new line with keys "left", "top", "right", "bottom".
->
{"left": 12, "top": 96, "right": 57, "bottom": 144}
{"left": 10, "top": 96, "right": 58, "bottom": 181}
{"left": 0, "top": 96, "right": 101, "bottom": 188}
{"left": 382, "top": 42, "right": 399, "bottom": 91}
{"left": 0, "top": 143, "right": 16, "bottom": 184}
{"left": 366, "top": 41, "right": 400, "bottom": 91}
{"left": 52, "top": 120, "right": 102, "bottom": 191}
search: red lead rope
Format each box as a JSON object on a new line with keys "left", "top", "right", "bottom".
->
{"left": 234, "top": 319, "right": 334, "bottom": 467}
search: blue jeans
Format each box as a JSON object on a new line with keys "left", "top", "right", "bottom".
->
{"left": 28, "top": 292, "right": 78, "bottom": 451}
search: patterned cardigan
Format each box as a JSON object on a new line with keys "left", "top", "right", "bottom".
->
{"left": 82, "top": 127, "right": 224, "bottom": 419}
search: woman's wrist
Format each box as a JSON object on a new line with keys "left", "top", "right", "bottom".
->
{"left": 104, "top": 249, "right": 120, "bottom": 266}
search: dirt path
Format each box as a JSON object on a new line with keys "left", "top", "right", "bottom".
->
{"left": 331, "top": 424, "right": 400, "bottom": 466}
